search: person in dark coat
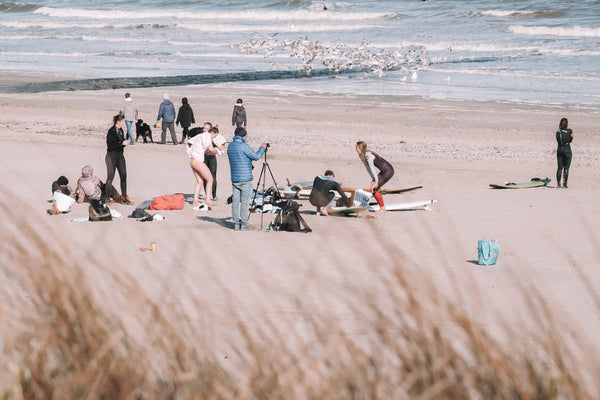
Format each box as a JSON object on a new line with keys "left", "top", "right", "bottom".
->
{"left": 176, "top": 97, "right": 196, "bottom": 144}
{"left": 309, "top": 170, "right": 350, "bottom": 216}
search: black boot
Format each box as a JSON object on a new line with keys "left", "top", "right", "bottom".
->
{"left": 563, "top": 169, "right": 569, "bottom": 188}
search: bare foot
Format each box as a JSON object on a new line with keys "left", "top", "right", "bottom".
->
{"left": 322, "top": 209, "right": 329, "bottom": 216}
{"left": 192, "top": 202, "right": 200, "bottom": 207}
{"left": 375, "top": 207, "right": 386, "bottom": 214}
{"left": 206, "top": 199, "right": 216, "bottom": 206}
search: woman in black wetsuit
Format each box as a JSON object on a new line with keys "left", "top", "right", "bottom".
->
{"left": 104, "top": 114, "right": 131, "bottom": 204}
{"left": 556, "top": 117, "right": 574, "bottom": 188}
{"left": 356, "top": 141, "right": 394, "bottom": 213}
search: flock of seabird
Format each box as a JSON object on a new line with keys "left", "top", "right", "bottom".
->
{"left": 236, "top": 34, "right": 430, "bottom": 78}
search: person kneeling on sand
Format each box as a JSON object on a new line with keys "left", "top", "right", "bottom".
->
{"left": 75, "top": 165, "right": 121, "bottom": 204}
{"left": 309, "top": 170, "right": 350, "bottom": 216}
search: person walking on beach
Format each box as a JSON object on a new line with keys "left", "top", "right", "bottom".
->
{"left": 122, "top": 92, "right": 138, "bottom": 145}
{"left": 556, "top": 117, "right": 574, "bottom": 188}
{"left": 104, "top": 114, "right": 131, "bottom": 204}
{"left": 232, "top": 98, "right": 247, "bottom": 128}
{"left": 356, "top": 141, "right": 394, "bottom": 214}
{"left": 309, "top": 170, "right": 350, "bottom": 216}
{"left": 186, "top": 126, "right": 219, "bottom": 208}
{"left": 176, "top": 97, "right": 195, "bottom": 144}
{"left": 156, "top": 93, "right": 177, "bottom": 144}
{"left": 227, "top": 127, "right": 267, "bottom": 230}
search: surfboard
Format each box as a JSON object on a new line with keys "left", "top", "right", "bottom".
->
{"left": 367, "top": 199, "right": 437, "bottom": 212}
{"left": 328, "top": 205, "right": 367, "bottom": 216}
{"left": 489, "top": 178, "right": 551, "bottom": 189}
{"left": 280, "top": 184, "right": 423, "bottom": 199}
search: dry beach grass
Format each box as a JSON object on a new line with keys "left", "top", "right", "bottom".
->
{"left": 1, "top": 85, "right": 600, "bottom": 398}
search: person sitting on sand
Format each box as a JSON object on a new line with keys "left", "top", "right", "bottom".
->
{"left": 75, "top": 165, "right": 121, "bottom": 204}
{"left": 186, "top": 127, "right": 220, "bottom": 208}
{"left": 356, "top": 141, "right": 394, "bottom": 214}
{"left": 309, "top": 170, "right": 350, "bottom": 216}
{"left": 51, "top": 175, "right": 74, "bottom": 197}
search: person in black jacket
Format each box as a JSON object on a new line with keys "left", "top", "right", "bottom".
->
{"left": 556, "top": 117, "right": 574, "bottom": 188}
{"left": 176, "top": 97, "right": 196, "bottom": 144}
{"left": 309, "top": 170, "right": 350, "bottom": 216}
{"left": 104, "top": 114, "right": 131, "bottom": 204}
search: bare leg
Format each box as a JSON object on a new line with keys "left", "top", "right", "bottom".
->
{"left": 192, "top": 161, "right": 215, "bottom": 205}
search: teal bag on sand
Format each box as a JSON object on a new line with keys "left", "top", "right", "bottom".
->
{"left": 478, "top": 240, "right": 499, "bottom": 265}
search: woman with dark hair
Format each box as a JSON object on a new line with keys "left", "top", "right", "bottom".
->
{"left": 104, "top": 114, "right": 131, "bottom": 204}
{"left": 356, "top": 141, "right": 394, "bottom": 213}
{"left": 176, "top": 97, "right": 196, "bottom": 144}
{"left": 556, "top": 117, "right": 574, "bottom": 188}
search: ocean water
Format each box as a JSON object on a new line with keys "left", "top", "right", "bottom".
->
{"left": 0, "top": 0, "right": 599, "bottom": 107}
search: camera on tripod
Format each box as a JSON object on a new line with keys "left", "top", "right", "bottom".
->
{"left": 266, "top": 143, "right": 270, "bottom": 148}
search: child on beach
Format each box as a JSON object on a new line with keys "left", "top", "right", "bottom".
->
{"left": 356, "top": 141, "right": 394, "bottom": 214}
{"left": 232, "top": 98, "right": 247, "bottom": 128}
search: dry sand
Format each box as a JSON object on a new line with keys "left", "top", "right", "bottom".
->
{"left": 2, "top": 84, "right": 600, "bottom": 349}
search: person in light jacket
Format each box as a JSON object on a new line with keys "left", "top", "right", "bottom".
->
{"left": 122, "top": 92, "right": 138, "bottom": 144}
{"left": 156, "top": 93, "right": 177, "bottom": 144}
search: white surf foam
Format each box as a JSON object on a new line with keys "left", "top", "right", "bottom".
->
{"left": 34, "top": 6, "right": 397, "bottom": 22}
{"left": 509, "top": 25, "right": 600, "bottom": 38}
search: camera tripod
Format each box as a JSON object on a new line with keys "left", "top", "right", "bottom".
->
{"left": 251, "top": 145, "right": 280, "bottom": 230}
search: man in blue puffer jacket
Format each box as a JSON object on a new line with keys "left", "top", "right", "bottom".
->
{"left": 227, "top": 127, "right": 267, "bottom": 230}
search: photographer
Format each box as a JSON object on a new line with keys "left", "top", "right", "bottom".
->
{"left": 227, "top": 127, "right": 267, "bottom": 230}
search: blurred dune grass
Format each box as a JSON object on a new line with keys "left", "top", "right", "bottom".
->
{"left": 1, "top": 191, "right": 599, "bottom": 400}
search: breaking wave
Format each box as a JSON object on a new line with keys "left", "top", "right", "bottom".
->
{"left": 509, "top": 25, "right": 600, "bottom": 38}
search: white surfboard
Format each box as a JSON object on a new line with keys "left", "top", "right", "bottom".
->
{"left": 367, "top": 199, "right": 437, "bottom": 212}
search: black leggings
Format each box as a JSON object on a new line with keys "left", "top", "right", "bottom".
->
{"left": 105, "top": 151, "right": 127, "bottom": 201}
{"left": 556, "top": 148, "right": 572, "bottom": 185}
{"left": 375, "top": 165, "right": 394, "bottom": 191}
{"left": 204, "top": 154, "right": 217, "bottom": 198}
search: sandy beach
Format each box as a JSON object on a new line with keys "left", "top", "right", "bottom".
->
{"left": 2, "top": 83, "right": 600, "bottom": 374}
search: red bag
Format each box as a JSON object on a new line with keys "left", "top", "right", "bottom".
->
{"left": 149, "top": 194, "right": 185, "bottom": 210}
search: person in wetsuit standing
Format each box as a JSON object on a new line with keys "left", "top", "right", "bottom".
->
{"left": 356, "top": 141, "right": 394, "bottom": 213}
{"left": 556, "top": 117, "right": 574, "bottom": 188}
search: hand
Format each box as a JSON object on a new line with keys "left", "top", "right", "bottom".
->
{"left": 260, "top": 142, "right": 267, "bottom": 148}
{"left": 122, "top": 140, "right": 129, "bottom": 146}
{"left": 370, "top": 181, "right": 377, "bottom": 191}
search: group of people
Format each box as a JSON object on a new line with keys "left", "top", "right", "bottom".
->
{"left": 52, "top": 106, "right": 574, "bottom": 230}
{"left": 308, "top": 141, "right": 395, "bottom": 216}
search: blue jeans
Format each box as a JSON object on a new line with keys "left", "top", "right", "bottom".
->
{"left": 125, "top": 120, "right": 135, "bottom": 144}
{"left": 231, "top": 180, "right": 253, "bottom": 228}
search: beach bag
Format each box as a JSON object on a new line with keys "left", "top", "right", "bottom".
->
{"left": 478, "top": 240, "right": 499, "bottom": 265}
{"left": 269, "top": 200, "right": 311, "bottom": 233}
{"left": 52, "top": 191, "right": 76, "bottom": 213}
{"left": 89, "top": 199, "right": 112, "bottom": 222}
{"left": 149, "top": 194, "right": 185, "bottom": 210}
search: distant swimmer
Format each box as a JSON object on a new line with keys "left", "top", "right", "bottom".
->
{"left": 323, "top": 4, "right": 328, "bottom": 10}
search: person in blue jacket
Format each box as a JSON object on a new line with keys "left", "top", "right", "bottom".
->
{"left": 227, "top": 127, "right": 267, "bottom": 230}
{"left": 156, "top": 93, "right": 177, "bottom": 144}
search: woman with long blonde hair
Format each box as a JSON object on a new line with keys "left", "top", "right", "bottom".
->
{"left": 356, "top": 141, "right": 394, "bottom": 213}
{"left": 186, "top": 127, "right": 220, "bottom": 207}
